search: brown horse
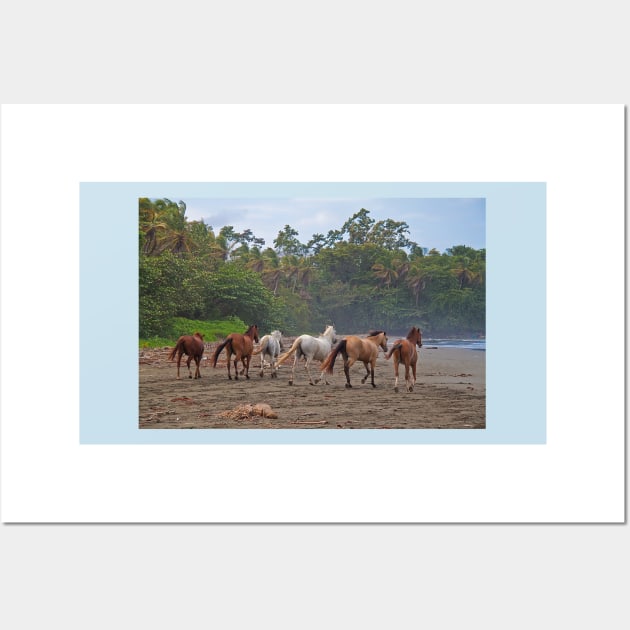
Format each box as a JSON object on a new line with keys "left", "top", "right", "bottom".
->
{"left": 385, "top": 326, "right": 422, "bottom": 392}
{"left": 168, "top": 332, "right": 205, "bottom": 379}
{"left": 212, "top": 324, "right": 259, "bottom": 380}
{"left": 320, "top": 330, "right": 388, "bottom": 388}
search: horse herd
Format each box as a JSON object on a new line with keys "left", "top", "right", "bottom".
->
{"left": 167, "top": 324, "right": 423, "bottom": 393}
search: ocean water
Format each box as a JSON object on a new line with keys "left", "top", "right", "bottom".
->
{"left": 423, "top": 338, "right": 486, "bottom": 351}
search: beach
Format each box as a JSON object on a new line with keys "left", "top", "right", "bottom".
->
{"left": 139, "top": 341, "right": 485, "bottom": 430}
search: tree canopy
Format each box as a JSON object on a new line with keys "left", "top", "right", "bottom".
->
{"left": 139, "top": 198, "right": 485, "bottom": 339}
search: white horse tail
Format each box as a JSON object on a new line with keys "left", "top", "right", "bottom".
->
{"left": 252, "top": 336, "right": 269, "bottom": 356}
{"left": 276, "top": 338, "right": 302, "bottom": 366}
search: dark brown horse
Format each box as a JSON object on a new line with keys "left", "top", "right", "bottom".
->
{"left": 212, "top": 324, "right": 259, "bottom": 380}
{"left": 385, "top": 326, "right": 422, "bottom": 392}
{"left": 320, "top": 330, "right": 388, "bottom": 388}
{"left": 168, "top": 332, "right": 205, "bottom": 379}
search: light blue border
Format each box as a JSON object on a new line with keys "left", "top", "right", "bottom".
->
{"left": 80, "top": 182, "right": 546, "bottom": 444}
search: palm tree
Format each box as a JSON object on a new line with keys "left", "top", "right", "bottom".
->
{"left": 139, "top": 198, "right": 169, "bottom": 255}
{"left": 158, "top": 226, "right": 195, "bottom": 255}
{"left": 372, "top": 262, "right": 399, "bottom": 289}
{"left": 451, "top": 256, "right": 479, "bottom": 289}
{"left": 245, "top": 247, "right": 265, "bottom": 273}
{"left": 406, "top": 264, "right": 430, "bottom": 306}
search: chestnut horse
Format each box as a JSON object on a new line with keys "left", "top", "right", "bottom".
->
{"left": 320, "top": 330, "right": 388, "bottom": 388}
{"left": 212, "top": 324, "right": 259, "bottom": 380}
{"left": 385, "top": 326, "right": 422, "bottom": 392}
{"left": 168, "top": 332, "right": 205, "bottom": 379}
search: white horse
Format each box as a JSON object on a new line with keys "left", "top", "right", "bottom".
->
{"left": 276, "top": 325, "right": 337, "bottom": 385}
{"left": 252, "top": 330, "right": 283, "bottom": 378}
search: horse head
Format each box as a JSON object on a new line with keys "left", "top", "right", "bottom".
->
{"left": 379, "top": 332, "right": 388, "bottom": 352}
{"left": 368, "top": 330, "right": 388, "bottom": 352}
{"left": 407, "top": 326, "right": 422, "bottom": 348}
{"left": 246, "top": 324, "right": 260, "bottom": 343}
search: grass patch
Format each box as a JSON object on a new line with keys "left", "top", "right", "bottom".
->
{"left": 140, "top": 316, "right": 247, "bottom": 348}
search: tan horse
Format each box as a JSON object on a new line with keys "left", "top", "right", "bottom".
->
{"left": 385, "top": 326, "right": 422, "bottom": 392}
{"left": 168, "top": 332, "right": 205, "bottom": 379}
{"left": 212, "top": 324, "right": 259, "bottom": 380}
{"left": 320, "top": 330, "right": 388, "bottom": 388}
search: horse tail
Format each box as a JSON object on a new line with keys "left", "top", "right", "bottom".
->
{"left": 321, "top": 339, "right": 347, "bottom": 374}
{"left": 252, "top": 337, "right": 268, "bottom": 356}
{"left": 212, "top": 338, "right": 232, "bottom": 367}
{"left": 385, "top": 343, "right": 402, "bottom": 361}
{"left": 276, "top": 338, "right": 302, "bottom": 366}
{"left": 168, "top": 338, "right": 183, "bottom": 361}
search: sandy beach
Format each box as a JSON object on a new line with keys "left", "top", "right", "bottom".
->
{"left": 139, "top": 340, "right": 485, "bottom": 430}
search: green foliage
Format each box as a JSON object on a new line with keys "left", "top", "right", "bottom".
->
{"left": 140, "top": 316, "right": 248, "bottom": 348}
{"left": 171, "top": 316, "right": 247, "bottom": 341}
{"left": 139, "top": 200, "right": 485, "bottom": 339}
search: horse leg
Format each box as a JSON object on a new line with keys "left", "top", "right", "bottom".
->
{"left": 404, "top": 360, "right": 412, "bottom": 392}
{"left": 410, "top": 360, "right": 417, "bottom": 392}
{"left": 343, "top": 355, "right": 353, "bottom": 388}
{"left": 393, "top": 357, "right": 400, "bottom": 392}
{"left": 360, "top": 361, "right": 371, "bottom": 385}
{"left": 194, "top": 356, "right": 201, "bottom": 379}
{"left": 305, "top": 357, "right": 316, "bottom": 385}
{"left": 259, "top": 352, "right": 265, "bottom": 378}
{"left": 343, "top": 361, "right": 352, "bottom": 388}
{"left": 370, "top": 360, "right": 376, "bottom": 387}
{"left": 226, "top": 351, "right": 232, "bottom": 380}
{"left": 186, "top": 355, "right": 193, "bottom": 379}
{"left": 288, "top": 354, "right": 297, "bottom": 385}
{"left": 244, "top": 355, "right": 251, "bottom": 379}
{"left": 233, "top": 357, "right": 240, "bottom": 380}
{"left": 317, "top": 365, "right": 328, "bottom": 385}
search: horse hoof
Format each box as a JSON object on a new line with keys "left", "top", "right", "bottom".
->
{"left": 288, "top": 381, "right": 293, "bottom": 386}
{"left": 394, "top": 386, "right": 399, "bottom": 393}
{"left": 345, "top": 383, "right": 352, "bottom": 389}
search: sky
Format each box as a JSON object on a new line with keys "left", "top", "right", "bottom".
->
{"left": 181, "top": 197, "right": 485, "bottom": 253}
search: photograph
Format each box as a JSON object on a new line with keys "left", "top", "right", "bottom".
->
{"left": 138, "top": 196, "right": 486, "bottom": 429}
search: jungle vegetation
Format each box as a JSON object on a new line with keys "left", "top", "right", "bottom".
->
{"left": 139, "top": 198, "right": 485, "bottom": 341}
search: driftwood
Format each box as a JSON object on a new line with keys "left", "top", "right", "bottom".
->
{"left": 218, "top": 403, "right": 278, "bottom": 420}
{"left": 292, "top": 419, "right": 328, "bottom": 426}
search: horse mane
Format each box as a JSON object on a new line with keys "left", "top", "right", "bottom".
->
{"left": 193, "top": 332, "right": 204, "bottom": 340}
{"left": 367, "top": 330, "right": 386, "bottom": 337}
{"left": 406, "top": 326, "right": 422, "bottom": 344}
